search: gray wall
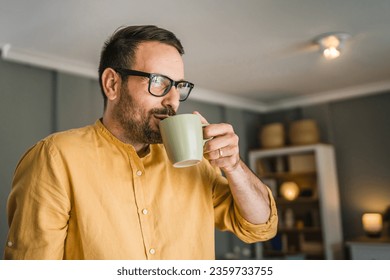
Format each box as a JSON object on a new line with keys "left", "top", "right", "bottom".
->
{"left": 0, "top": 60, "right": 54, "bottom": 257}
{"left": 329, "top": 94, "right": 390, "bottom": 239}
{"left": 56, "top": 73, "right": 103, "bottom": 131}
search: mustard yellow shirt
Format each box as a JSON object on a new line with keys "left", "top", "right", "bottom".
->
{"left": 5, "top": 120, "right": 277, "bottom": 260}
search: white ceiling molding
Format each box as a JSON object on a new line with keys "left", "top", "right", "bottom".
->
{"left": 1, "top": 44, "right": 389, "bottom": 113}
{"left": 1, "top": 44, "right": 98, "bottom": 79}
{"left": 190, "top": 87, "right": 269, "bottom": 113}
{"left": 266, "top": 80, "right": 390, "bottom": 112}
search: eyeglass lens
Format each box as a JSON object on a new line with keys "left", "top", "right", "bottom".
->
{"left": 150, "top": 75, "right": 192, "bottom": 101}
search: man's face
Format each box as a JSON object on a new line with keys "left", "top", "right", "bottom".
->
{"left": 112, "top": 41, "right": 184, "bottom": 144}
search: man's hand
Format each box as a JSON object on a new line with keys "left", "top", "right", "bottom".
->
{"left": 193, "top": 111, "right": 241, "bottom": 173}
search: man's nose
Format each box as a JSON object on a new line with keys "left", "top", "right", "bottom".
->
{"left": 161, "top": 86, "right": 180, "bottom": 112}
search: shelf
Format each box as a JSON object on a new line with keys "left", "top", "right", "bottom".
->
{"left": 249, "top": 144, "right": 343, "bottom": 259}
{"left": 346, "top": 236, "right": 390, "bottom": 244}
{"left": 264, "top": 251, "right": 324, "bottom": 260}
{"left": 347, "top": 236, "right": 390, "bottom": 259}
{"left": 263, "top": 250, "right": 304, "bottom": 258}
{"left": 260, "top": 171, "right": 316, "bottom": 179}
{"left": 278, "top": 227, "right": 322, "bottom": 233}
{"left": 276, "top": 197, "right": 319, "bottom": 205}
{"left": 249, "top": 143, "right": 332, "bottom": 157}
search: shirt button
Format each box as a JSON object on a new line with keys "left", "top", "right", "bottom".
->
{"left": 136, "top": 170, "right": 142, "bottom": 176}
{"left": 149, "top": 248, "right": 156, "bottom": 255}
{"left": 7, "top": 241, "right": 13, "bottom": 247}
{"left": 142, "top": 209, "right": 148, "bottom": 215}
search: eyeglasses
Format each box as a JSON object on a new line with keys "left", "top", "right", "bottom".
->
{"left": 114, "top": 68, "right": 194, "bottom": 102}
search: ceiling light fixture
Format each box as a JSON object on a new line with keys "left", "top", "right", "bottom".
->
{"left": 314, "top": 32, "right": 350, "bottom": 60}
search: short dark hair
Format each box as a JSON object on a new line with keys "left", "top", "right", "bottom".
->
{"left": 98, "top": 25, "right": 184, "bottom": 108}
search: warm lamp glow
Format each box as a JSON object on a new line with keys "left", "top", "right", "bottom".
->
{"left": 323, "top": 46, "right": 340, "bottom": 59}
{"left": 362, "top": 213, "right": 383, "bottom": 237}
{"left": 280, "top": 182, "right": 300, "bottom": 201}
{"left": 315, "top": 32, "right": 350, "bottom": 60}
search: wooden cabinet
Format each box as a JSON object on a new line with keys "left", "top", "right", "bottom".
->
{"left": 249, "top": 144, "right": 343, "bottom": 259}
{"left": 347, "top": 236, "right": 390, "bottom": 259}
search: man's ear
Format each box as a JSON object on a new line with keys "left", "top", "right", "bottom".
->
{"left": 101, "top": 68, "right": 120, "bottom": 101}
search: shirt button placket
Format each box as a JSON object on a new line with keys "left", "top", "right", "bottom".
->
{"left": 134, "top": 166, "right": 153, "bottom": 258}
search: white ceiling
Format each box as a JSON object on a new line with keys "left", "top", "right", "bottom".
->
{"left": 1, "top": 0, "right": 390, "bottom": 112}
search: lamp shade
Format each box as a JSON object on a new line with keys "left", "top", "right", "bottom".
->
{"left": 362, "top": 213, "right": 383, "bottom": 237}
{"left": 280, "top": 182, "right": 300, "bottom": 201}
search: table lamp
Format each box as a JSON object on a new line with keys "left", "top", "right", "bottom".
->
{"left": 362, "top": 213, "right": 383, "bottom": 237}
{"left": 280, "top": 181, "right": 300, "bottom": 201}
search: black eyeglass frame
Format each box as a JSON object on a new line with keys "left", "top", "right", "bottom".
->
{"left": 114, "top": 68, "right": 194, "bottom": 102}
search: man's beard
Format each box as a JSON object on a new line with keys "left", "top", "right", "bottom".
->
{"left": 113, "top": 86, "right": 176, "bottom": 144}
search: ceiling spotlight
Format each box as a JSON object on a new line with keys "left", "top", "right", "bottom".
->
{"left": 315, "top": 32, "right": 350, "bottom": 60}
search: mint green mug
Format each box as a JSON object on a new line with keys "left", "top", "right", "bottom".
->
{"left": 160, "top": 114, "right": 206, "bottom": 168}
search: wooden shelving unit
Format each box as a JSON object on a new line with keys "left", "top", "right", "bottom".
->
{"left": 249, "top": 144, "right": 343, "bottom": 259}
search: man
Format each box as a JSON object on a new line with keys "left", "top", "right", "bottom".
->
{"left": 4, "top": 25, "right": 277, "bottom": 259}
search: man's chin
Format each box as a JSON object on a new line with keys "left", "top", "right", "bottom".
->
{"left": 148, "top": 121, "right": 163, "bottom": 144}
{"left": 144, "top": 130, "right": 163, "bottom": 144}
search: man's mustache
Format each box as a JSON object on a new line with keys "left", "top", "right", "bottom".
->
{"left": 152, "top": 107, "right": 176, "bottom": 116}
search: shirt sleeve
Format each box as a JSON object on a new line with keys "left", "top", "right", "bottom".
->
{"left": 208, "top": 164, "right": 278, "bottom": 243}
{"left": 4, "top": 139, "right": 71, "bottom": 259}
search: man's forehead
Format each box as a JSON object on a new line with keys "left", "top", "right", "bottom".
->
{"left": 134, "top": 41, "right": 184, "bottom": 79}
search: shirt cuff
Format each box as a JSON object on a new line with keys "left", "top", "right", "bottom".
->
{"left": 234, "top": 186, "right": 278, "bottom": 242}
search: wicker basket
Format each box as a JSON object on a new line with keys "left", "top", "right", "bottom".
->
{"left": 289, "top": 119, "right": 320, "bottom": 145}
{"left": 259, "top": 123, "right": 285, "bottom": 149}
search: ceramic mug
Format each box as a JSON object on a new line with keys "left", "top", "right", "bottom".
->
{"left": 159, "top": 114, "right": 207, "bottom": 168}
